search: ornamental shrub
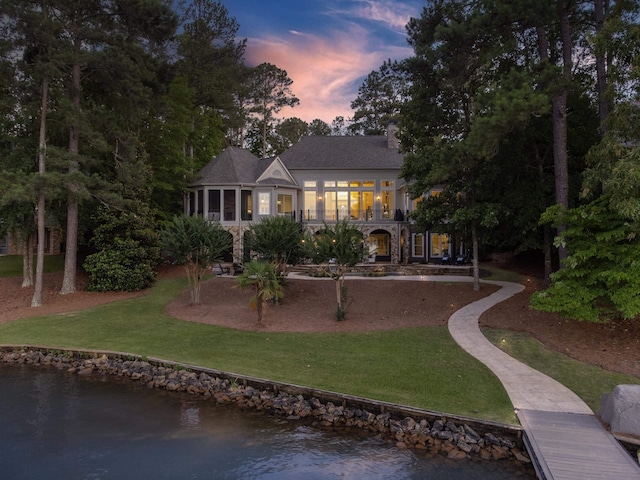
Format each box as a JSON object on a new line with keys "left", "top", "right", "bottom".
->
{"left": 83, "top": 205, "right": 160, "bottom": 292}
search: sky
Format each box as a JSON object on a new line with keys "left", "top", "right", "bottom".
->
{"left": 223, "top": 0, "right": 423, "bottom": 124}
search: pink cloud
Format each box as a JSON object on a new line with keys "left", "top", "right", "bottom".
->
{"left": 334, "top": 0, "right": 418, "bottom": 33}
{"left": 244, "top": 27, "right": 412, "bottom": 124}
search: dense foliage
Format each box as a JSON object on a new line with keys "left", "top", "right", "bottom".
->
{"left": 2, "top": 0, "right": 639, "bottom": 323}
{"left": 0, "top": 0, "right": 312, "bottom": 305}
{"left": 161, "top": 215, "right": 232, "bottom": 305}
{"left": 244, "top": 216, "right": 306, "bottom": 276}
{"left": 532, "top": 199, "right": 640, "bottom": 321}
{"left": 83, "top": 205, "right": 160, "bottom": 292}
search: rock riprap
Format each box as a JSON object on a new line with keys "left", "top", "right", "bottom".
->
{"left": 1, "top": 347, "right": 531, "bottom": 465}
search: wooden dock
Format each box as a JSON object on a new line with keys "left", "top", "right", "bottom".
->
{"left": 518, "top": 410, "right": 640, "bottom": 479}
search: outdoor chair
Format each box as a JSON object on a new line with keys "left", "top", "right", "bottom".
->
{"left": 212, "top": 263, "right": 230, "bottom": 276}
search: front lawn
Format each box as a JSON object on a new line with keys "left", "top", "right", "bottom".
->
{"left": 0, "top": 276, "right": 517, "bottom": 424}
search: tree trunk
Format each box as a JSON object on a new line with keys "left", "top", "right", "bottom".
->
{"left": 543, "top": 223, "right": 553, "bottom": 285}
{"left": 32, "top": 76, "right": 49, "bottom": 307}
{"left": 536, "top": 8, "right": 571, "bottom": 266}
{"left": 471, "top": 221, "right": 480, "bottom": 292}
{"left": 552, "top": 91, "right": 569, "bottom": 263}
{"left": 553, "top": 4, "right": 573, "bottom": 265}
{"left": 336, "top": 277, "right": 343, "bottom": 310}
{"left": 60, "top": 57, "right": 81, "bottom": 295}
{"left": 262, "top": 114, "right": 268, "bottom": 159}
{"left": 536, "top": 147, "right": 553, "bottom": 282}
{"left": 256, "top": 295, "right": 264, "bottom": 326}
{"left": 594, "top": 0, "right": 609, "bottom": 137}
{"left": 21, "top": 236, "right": 34, "bottom": 288}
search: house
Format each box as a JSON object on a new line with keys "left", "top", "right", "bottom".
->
{"left": 0, "top": 228, "right": 62, "bottom": 256}
{"left": 187, "top": 123, "right": 452, "bottom": 264}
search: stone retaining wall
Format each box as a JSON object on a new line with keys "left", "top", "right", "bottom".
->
{"left": 1, "top": 346, "right": 531, "bottom": 466}
{"left": 303, "top": 264, "right": 473, "bottom": 277}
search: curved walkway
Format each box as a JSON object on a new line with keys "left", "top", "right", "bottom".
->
{"left": 447, "top": 279, "right": 591, "bottom": 415}
{"left": 446, "top": 278, "right": 640, "bottom": 480}
{"left": 291, "top": 271, "right": 591, "bottom": 413}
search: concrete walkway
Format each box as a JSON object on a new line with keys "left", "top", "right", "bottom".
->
{"left": 447, "top": 279, "right": 592, "bottom": 415}
{"left": 445, "top": 278, "right": 640, "bottom": 480}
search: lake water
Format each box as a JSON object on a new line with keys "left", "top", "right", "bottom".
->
{"left": 0, "top": 364, "right": 535, "bottom": 479}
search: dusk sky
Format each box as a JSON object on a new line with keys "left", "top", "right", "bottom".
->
{"left": 223, "top": 0, "right": 423, "bottom": 124}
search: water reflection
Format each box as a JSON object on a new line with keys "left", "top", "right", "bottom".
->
{"left": 0, "top": 364, "right": 534, "bottom": 479}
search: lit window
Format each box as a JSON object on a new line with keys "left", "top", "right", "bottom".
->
{"left": 431, "top": 233, "right": 450, "bottom": 257}
{"left": 413, "top": 233, "right": 424, "bottom": 257}
{"left": 277, "top": 194, "right": 293, "bottom": 215}
{"left": 304, "top": 181, "right": 316, "bottom": 188}
{"left": 324, "top": 191, "right": 336, "bottom": 220}
{"left": 304, "top": 191, "right": 317, "bottom": 219}
{"left": 258, "top": 192, "right": 270, "bottom": 215}
{"left": 381, "top": 190, "right": 394, "bottom": 218}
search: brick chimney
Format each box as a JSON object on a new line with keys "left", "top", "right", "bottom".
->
{"left": 387, "top": 121, "right": 399, "bottom": 149}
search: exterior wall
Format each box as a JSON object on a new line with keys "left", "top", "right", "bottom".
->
{"left": 188, "top": 187, "right": 299, "bottom": 264}
{"left": 302, "top": 222, "right": 408, "bottom": 264}
{"left": 225, "top": 225, "right": 245, "bottom": 264}
{"left": 187, "top": 183, "right": 459, "bottom": 266}
{"left": 188, "top": 179, "right": 417, "bottom": 265}
{"left": 6, "top": 228, "right": 62, "bottom": 256}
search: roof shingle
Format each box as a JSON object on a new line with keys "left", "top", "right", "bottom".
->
{"left": 279, "top": 135, "right": 403, "bottom": 170}
{"left": 191, "top": 147, "right": 268, "bottom": 185}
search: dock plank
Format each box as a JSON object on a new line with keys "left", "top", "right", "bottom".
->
{"left": 518, "top": 410, "right": 640, "bottom": 480}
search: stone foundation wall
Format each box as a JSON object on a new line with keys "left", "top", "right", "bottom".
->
{"left": 0, "top": 347, "right": 532, "bottom": 466}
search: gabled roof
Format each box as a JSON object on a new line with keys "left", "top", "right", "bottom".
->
{"left": 191, "top": 147, "right": 265, "bottom": 185}
{"left": 191, "top": 146, "right": 297, "bottom": 188}
{"left": 279, "top": 135, "right": 404, "bottom": 170}
{"left": 256, "top": 157, "right": 298, "bottom": 186}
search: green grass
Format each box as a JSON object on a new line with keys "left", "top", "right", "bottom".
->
{"left": 479, "top": 263, "right": 529, "bottom": 284}
{"left": 2, "top": 257, "right": 636, "bottom": 425}
{"left": 0, "top": 255, "right": 65, "bottom": 278}
{"left": 0, "top": 276, "right": 516, "bottom": 423}
{"left": 483, "top": 329, "right": 640, "bottom": 412}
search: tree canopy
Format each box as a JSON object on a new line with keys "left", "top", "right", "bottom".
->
{"left": 0, "top": 0, "right": 304, "bottom": 305}
{"left": 399, "top": 0, "right": 640, "bottom": 318}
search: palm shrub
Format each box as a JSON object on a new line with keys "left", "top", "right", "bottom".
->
{"left": 235, "top": 260, "right": 284, "bottom": 326}
{"left": 161, "top": 215, "right": 232, "bottom": 304}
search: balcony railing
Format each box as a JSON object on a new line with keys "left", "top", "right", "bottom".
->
{"left": 299, "top": 209, "right": 411, "bottom": 223}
